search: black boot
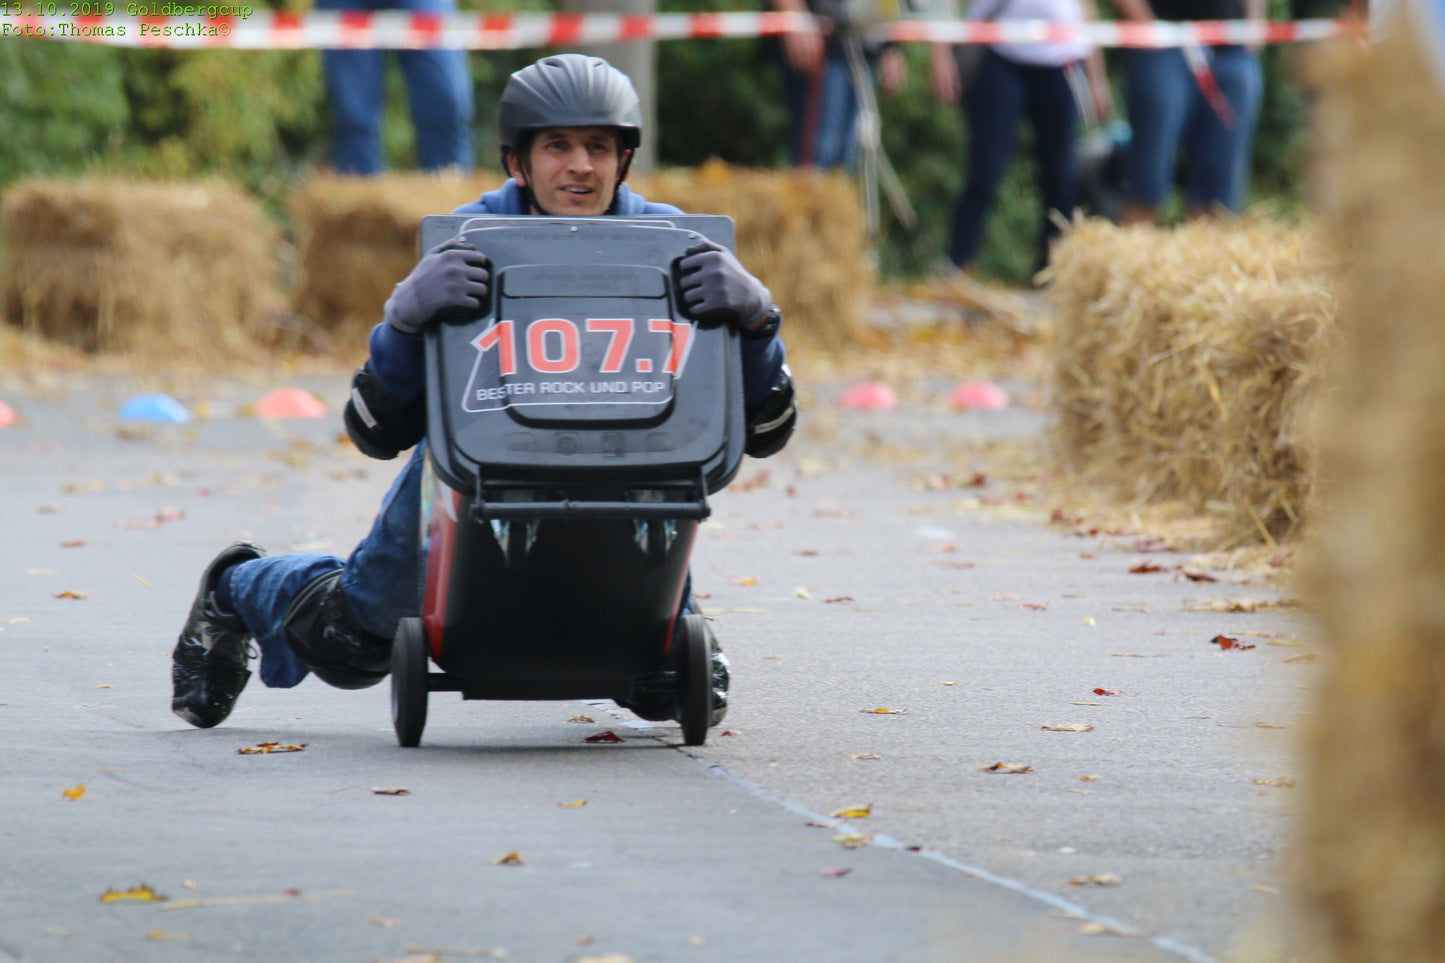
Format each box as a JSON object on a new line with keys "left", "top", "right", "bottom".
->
{"left": 171, "top": 542, "right": 265, "bottom": 728}
{"left": 282, "top": 569, "right": 393, "bottom": 690}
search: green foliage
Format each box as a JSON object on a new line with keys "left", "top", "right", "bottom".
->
{"left": 0, "top": 43, "right": 129, "bottom": 185}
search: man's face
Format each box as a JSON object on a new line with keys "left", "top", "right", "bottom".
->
{"left": 508, "top": 126, "right": 625, "bottom": 216}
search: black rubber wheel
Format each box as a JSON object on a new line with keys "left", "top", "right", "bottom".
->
{"left": 677, "top": 613, "right": 712, "bottom": 747}
{"left": 391, "top": 617, "right": 429, "bottom": 748}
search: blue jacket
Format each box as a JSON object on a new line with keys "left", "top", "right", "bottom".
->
{"left": 369, "top": 179, "right": 787, "bottom": 409}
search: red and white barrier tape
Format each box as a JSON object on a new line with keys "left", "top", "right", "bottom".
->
{"left": 0, "top": 9, "right": 1364, "bottom": 49}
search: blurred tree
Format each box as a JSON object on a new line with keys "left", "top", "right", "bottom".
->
{"left": 0, "top": 44, "right": 129, "bottom": 185}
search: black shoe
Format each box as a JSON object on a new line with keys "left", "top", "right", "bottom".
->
{"left": 171, "top": 542, "right": 264, "bottom": 728}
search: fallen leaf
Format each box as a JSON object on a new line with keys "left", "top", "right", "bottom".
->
{"left": 980, "top": 762, "right": 1034, "bottom": 774}
{"left": 862, "top": 707, "right": 907, "bottom": 714}
{"left": 0, "top": 617, "right": 30, "bottom": 623}
{"left": 402, "top": 946, "right": 507, "bottom": 961}
{"left": 566, "top": 714, "right": 595, "bottom": 723}
{"left": 143, "top": 930, "right": 191, "bottom": 941}
{"left": 1177, "top": 567, "right": 1218, "bottom": 582}
{"left": 53, "top": 591, "right": 89, "bottom": 600}
{"left": 1132, "top": 535, "right": 1172, "bottom": 553}
{"left": 60, "top": 540, "right": 85, "bottom": 548}
{"left": 730, "top": 576, "right": 758, "bottom": 587}
{"left": 1255, "top": 722, "right": 1289, "bottom": 729}
{"left": 831, "top": 804, "right": 872, "bottom": 819}
{"left": 818, "top": 867, "right": 853, "bottom": 877}
{"left": 1072, "top": 701, "right": 1102, "bottom": 706}
{"left": 1079, "top": 775, "right": 1098, "bottom": 782}
{"left": 1252, "top": 884, "right": 1282, "bottom": 895}
{"left": 132, "top": 574, "right": 153, "bottom": 587}
{"left": 1129, "top": 561, "right": 1167, "bottom": 574}
{"left": 557, "top": 799, "right": 587, "bottom": 808}
{"left": 720, "top": 729, "right": 740, "bottom": 737}
{"left": 583, "top": 731, "right": 625, "bottom": 744}
{"left": 370, "top": 787, "right": 411, "bottom": 796}
{"left": 823, "top": 596, "right": 855, "bottom": 604}
{"left": 62, "top": 784, "right": 85, "bottom": 801}
{"left": 832, "top": 833, "right": 873, "bottom": 849}
{"left": 793, "top": 586, "right": 812, "bottom": 599}
{"left": 1034, "top": 723, "right": 1094, "bottom": 732}
{"left": 237, "top": 742, "right": 307, "bottom": 754}
{"left": 1093, "top": 688, "right": 1122, "bottom": 697}
{"left": 1253, "top": 777, "right": 1296, "bottom": 788}
{"left": 847, "top": 752, "right": 882, "bottom": 760}
{"left": 494, "top": 851, "right": 524, "bottom": 866}
{"left": 96, "top": 684, "right": 112, "bottom": 689}
{"left": 1069, "top": 873, "right": 1123, "bottom": 887}
{"left": 576, "top": 933, "right": 595, "bottom": 946}
{"left": 1078, "top": 921, "right": 1139, "bottom": 937}
{"left": 1211, "top": 634, "right": 1256, "bottom": 651}
{"left": 1018, "top": 602, "right": 1048, "bottom": 611}
{"left": 796, "top": 549, "right": 819, "bottom": 556}
{"left": 938, "top": 680, "right": 957, "bottom": 686}
{"left": 369, "top": 916, "right": 401, "bottom": 928}
{"left": 100, "top": 884, "right": 166, "bottom": 903}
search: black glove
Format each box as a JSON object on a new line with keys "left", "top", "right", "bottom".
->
{"left": 384, "top": 238, "right": 490, "bottom": 336}
{"left": 676, "top": 241, "right": 771, "bottom": 329}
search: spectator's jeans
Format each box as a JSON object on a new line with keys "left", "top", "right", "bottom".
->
{"left": 949, "top": 49, "right": 1079, "bottom": 271}
{"left": 227, "top": 447, "right": 427, "bottom": 688}
{"left": 317, "top": 0, "right": 474, "bottom": 175}
{"left": 781, "top": 53, "right": 860, "bottom": 171}
{"left": 1121, "top": 45, "right": 1262, "bottom": 211}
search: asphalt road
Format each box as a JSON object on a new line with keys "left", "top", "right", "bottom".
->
{"left": 0, "top": 366, "right": 1309, "bottom": 963}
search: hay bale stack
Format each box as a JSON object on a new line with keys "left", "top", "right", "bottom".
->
{"left": 633, "top": 162, "right": 873, "bottom": 352}
{"left": 1295, "top": 27, "right": 1445, "bottom": 963}
{"left": 1, "top": 178, "right": 282, "bottom": 360}
{"left": 289, "top": 172, "right": 501, "bottom": 340}
{"left": 1046, "top": 216, "right": 1339, "bottom": 544}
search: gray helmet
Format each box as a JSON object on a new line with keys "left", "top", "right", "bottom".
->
{"left": 498, "top": 54, "right": 643, "bottom": 155}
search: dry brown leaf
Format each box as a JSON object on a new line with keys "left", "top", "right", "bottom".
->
{"left": 981, "top": 762, "right": 1035, "bottom": 774}
{"left": 237, "top": 742, "right": 306, "bottom": 754}
{"left": 583, "top": 731, "right": 625, "bottom": 744}
{"left": 848, "top": 752, "right": 882, "bottom": 760}
{"left": 1035, "top": 723, "right": 1094, "bottom": 732}
{"left": 566, "top": 714, "right": 595, "bottom": 723}
{"left": 62, "top": 784, "right": 85, "bottom": 801}
{"left": 730, "top": 576, "right": 759, "bottom": 587}
{"left": 861, "top": 707, "right": 907, "bottom": 714}
{"left": 823, "top": 596, "right": 855, "bottom": 604}
{"left": 371, "top": 787, "right": 411, "bottom": 796}
{"left": 557, "top": 799, "right": 587, "bottom": 809}
{"left": 1253, "top": 777, "right": 1296, "bottom": 788}
{"left": 1068, "top": 873, "right": 1123, "bottom": 887}
{"left": 143, "top": 930, "right": 191, "bottom": 941}
{"left": 818, "top": 867, "right": 854, "bottom": 877}
{"left": 1211, "top": 634, "right": 1256, "bottom": 651}
{"left": 53, "top": 591, "right": 89, "bottom": 600}
{"left": 831, "top": 804, "right": 872, "bottom": 819}
{"left": 494, "top": 851, "right": 524, "bottom": 866}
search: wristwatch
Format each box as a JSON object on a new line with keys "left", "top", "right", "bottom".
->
{"left": 739, "top": 303, "right": 782, "bottom": 341}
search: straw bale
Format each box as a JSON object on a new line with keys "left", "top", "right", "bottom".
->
{"left": 1, "top": 178, "right": 282, "bottom": 361}
{"left": 1293, "top": 27, "right": 1445, "bottom": 963}
{"left": 288, "top": 171, "right": 502, "bottom": 342}
{"left": 632, "top": 162, "right": 873, "bottom": 353}
{"left": 1045, "top": 215, "right": 1339, "bottom": 545}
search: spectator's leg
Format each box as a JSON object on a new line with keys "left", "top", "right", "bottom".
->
{"left": 1026, "top": 62, "right": 1082, "bottom": 272}
{"left": 398, "top": 48, "right": 476, "bottom": 172}
{"left": 1120, "top": 47, "right": 1192, "bottom": 225}
{"left": 812, "top": 53, "right": 861, "bottom": 171}
{"left": 778, "top": 54, "right": 813, "bottom": 166}
{"left": 948, "top": 50, "right": 1026, "bottom": 269}
{"left": 321, "top": 45, "right": 387, "bottom": 176}
{"left": 1181, "top": 45, "right": 1263, "bottom": 217}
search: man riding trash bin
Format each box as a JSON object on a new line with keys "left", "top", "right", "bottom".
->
{"left": 170, "top": 54, "right": 797, "bottom": 732}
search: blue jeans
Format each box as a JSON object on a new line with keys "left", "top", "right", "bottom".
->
{"left": 781, "top": 53, "right": 860, "bottom": 171}
{"left": 949, "top": 50, "right": 1079, "bottom": 271}
{"left": 228, "top": 447, "right": 427, "bottom": 688}
{"left": 318, "top": 0, "right": 474, "bottom": 175}
{"left": 1121, "top": 45, "right": 1262, "bottom": 212}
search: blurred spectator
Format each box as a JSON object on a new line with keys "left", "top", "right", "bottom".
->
{"left": 1114, "top": 0, "right": 1264, "bottom": 223}
{"left": 930, "top": 0, "right": 1110, "bottom": 273}
{"left": 767, "top": 0, "right": 905, "bottom": 170}
{"left": 319, "top": 0, "right": 475, "bottom": 175}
